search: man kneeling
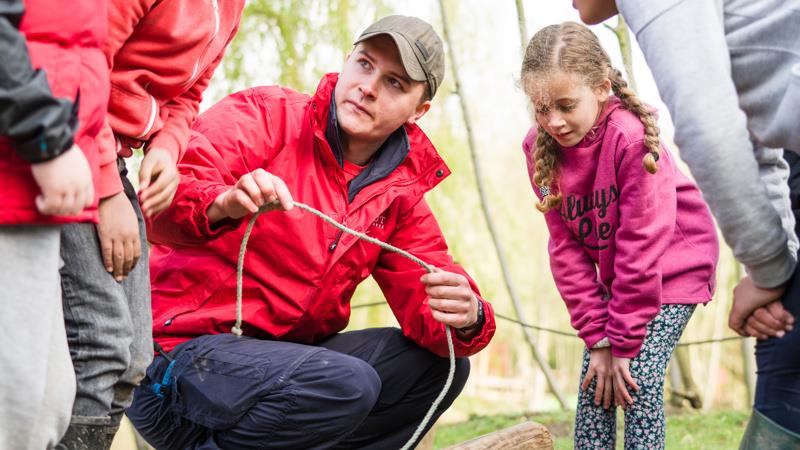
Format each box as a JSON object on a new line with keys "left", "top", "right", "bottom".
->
{"left": 127, "top": 15, "right": 496, "bottom": 449}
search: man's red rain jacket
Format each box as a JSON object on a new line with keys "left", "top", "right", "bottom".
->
{"left": 148, "top": 73, "right": 495, "bottom": 357}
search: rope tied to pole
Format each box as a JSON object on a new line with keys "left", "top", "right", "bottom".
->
{"left": 234, "top": 201, "right": 455, "bottom": 449}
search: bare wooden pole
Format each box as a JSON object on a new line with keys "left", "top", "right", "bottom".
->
{"left": 604, "top": 15, "right": 638, "bottom": 93}
{"left": 673, "top": 346, "right": 703, "bottom": 409}
{"left": 514, "top": 0, "right": 528, "bottom": 53}
{"left": 438, "top": 0, "right": 568, "bottom": 409}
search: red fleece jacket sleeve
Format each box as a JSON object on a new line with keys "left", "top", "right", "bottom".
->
{"left": 147, "top": 22, "right": 241, "bottom": 163}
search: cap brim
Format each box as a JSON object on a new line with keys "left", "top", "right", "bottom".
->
{"left": 354, "top": 31, "right": 428, "bottom": 83}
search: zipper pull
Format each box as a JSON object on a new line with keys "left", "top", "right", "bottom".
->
{"left": 329, "top": 230, "right": 344, "bottom": 252}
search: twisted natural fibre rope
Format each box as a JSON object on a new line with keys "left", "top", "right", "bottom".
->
{"left": 234, "top": 202, "right": 455, "bottom": 449}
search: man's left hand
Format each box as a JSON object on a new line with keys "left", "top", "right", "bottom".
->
{"left": 421, "top": 268, "right": 479, "bottom": 330}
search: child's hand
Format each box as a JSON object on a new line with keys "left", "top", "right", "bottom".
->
{"left": 139, "top": 147, "right": 179, "bottom": 217}
{"left": 611, "top": 356, "right": 639, "bottom": 409}
{"left": 581, "top": 347, "right": 614, "bottom": 409}
{"left": 98, "top": 191, "right": 141, "bottom": 281}
{"left": 421, "top": 268, "right": 480, "bottom": 331}
{"left": 729, "top": 276, "right": 788, "bottom": 338}
{"left": 207, "top": 168, "right": 294, "bottom": 223}
{"left": 30, "top": 143, "right": 94, "bottom": 216}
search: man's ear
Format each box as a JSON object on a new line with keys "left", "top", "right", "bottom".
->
{"left": 406, "top": 100, "right": 431, "bottom": 126}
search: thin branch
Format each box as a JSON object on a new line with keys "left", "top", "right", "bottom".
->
{"left": 606, "top": 16, "right": 638, "bottom": 93}
{"left": 438, "top": 0, "right": 568, "bottom": 410}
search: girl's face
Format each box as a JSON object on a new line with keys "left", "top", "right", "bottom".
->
{"left": 530, "top": 71, "right": 611, "bottom": 148}
{"left": 571, "top": 0, "right": 619, "bottom": 25}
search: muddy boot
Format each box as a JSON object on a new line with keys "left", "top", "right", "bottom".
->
{"left": 739, "top": 409, "right": 800, "bottom": 450}
{"left": 55, "top": 416, "right": 113, "bottom": 450}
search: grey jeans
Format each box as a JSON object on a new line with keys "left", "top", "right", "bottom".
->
{"left": 60, "top": 160, "right": 152, "bottom": 427}
{"left": 0, "top": 225, "right": 75, "bottom": 450}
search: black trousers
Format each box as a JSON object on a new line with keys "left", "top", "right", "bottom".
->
{"left": 752, "top": 151, "right": 800, "bottom": 433}
{"left": 127, "top": 328, "right": 470, "bottom": 449}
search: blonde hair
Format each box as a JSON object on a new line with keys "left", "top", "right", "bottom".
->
{"left": 521, "top": 22, "right": 660, "bottom": 213}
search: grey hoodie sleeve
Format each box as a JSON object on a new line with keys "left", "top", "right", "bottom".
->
{"left": 0, "top": 0, "right": 77, "bottom": 163}
{"left": 617, "top": 0, "right": 797, "bottom": 288}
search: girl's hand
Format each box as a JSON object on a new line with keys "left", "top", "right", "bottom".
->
{"left": 581, "top": 347, "right": 614, "bottom": 409}
{"left": 611, "top": 356, "right": 639, "bottom": 409}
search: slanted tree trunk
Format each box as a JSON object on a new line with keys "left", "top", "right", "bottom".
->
{"left": 437, "top": 0, "right": 569, "bottom": 410}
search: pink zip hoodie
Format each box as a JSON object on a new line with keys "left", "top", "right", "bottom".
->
{"left": 523, "top": 97, "right": 719, "bottom": 358}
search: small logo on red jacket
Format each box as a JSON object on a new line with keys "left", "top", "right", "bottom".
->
{"left": 368, "top": 214, "right": 387, "bottom": 234}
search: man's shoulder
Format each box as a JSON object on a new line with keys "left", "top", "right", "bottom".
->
{"left": 231, "top": 85, "right": 312, "bottom": 109}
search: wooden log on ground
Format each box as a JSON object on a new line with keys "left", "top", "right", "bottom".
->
{"left": 443, "top": 421, "right": 553, "bottom": 450}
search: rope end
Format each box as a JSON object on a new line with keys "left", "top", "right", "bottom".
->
{"left": 231, "top": 326, "right": 243, "bottom": 336}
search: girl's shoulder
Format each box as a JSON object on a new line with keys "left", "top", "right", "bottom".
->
{"left": 522, "top": 126, "right": 539, "bottom": 156}
{"left": 603, "top": 98, "right": 660, "bottom": 148}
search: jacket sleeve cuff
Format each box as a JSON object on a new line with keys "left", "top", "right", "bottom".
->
{"left": 451, "top": 296, "right": 496, "bottom": 356}
{"left": 582, "top": 332, "right": 608, "bottom": 351}
{"left": 14, "top": 126, "right": 74, "bottom": 163}
{"left": 747, "top": 246, "right": 797, "bottom": 288}
{"left": 148, "top": 126, "right": 185, "bottom": 164}
{"left": 608, "top": 333, "right": 645, "bottom": 358}
{"left": 611, "top": 343, "right": 644, "bottom": 359}
{"left": 192, "top": 184, "right": 242, "bottom": 239}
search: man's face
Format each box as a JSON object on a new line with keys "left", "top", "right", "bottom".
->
{"left": 335, "top": 35, "right": 430, "bottom": 145}
{"left": 571, "top": 0, "right": 618, "bottom": 25}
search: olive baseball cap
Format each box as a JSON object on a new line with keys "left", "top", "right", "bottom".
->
{"left": 354, "top": 15, "right": 445, "bottom": 99}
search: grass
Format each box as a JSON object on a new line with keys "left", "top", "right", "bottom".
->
{"left": 433, "top": 409, "right": 750, "bottom": 449}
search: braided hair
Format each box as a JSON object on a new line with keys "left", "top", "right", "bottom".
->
{"left": 521, "top": 22, "right": 660, "bottom": 213}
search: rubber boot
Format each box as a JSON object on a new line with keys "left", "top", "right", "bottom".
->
{"left": 54, "top": 416, "right": 113, "bottom": 450}
{"left": 739, "top": 409, "right": 800, "bottom": 450}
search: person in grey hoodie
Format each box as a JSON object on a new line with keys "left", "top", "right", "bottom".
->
{"left": 570, "top": 0, "right": 800, "bottom": 447}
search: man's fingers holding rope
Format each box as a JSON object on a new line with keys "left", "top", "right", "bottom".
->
{"left": 421, "top": 268, "right": 479, "bottom": 330}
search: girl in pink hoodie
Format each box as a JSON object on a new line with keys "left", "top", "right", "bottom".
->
{"left": 520, "top": 22, "right": 719, "bottom": 449}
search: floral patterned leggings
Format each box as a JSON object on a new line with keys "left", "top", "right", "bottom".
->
{"left": 574, "top": 304, "right": 696, "bottom": 450}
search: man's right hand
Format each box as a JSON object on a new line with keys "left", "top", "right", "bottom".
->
{"left": 30, "top": 144, "right": 94, "bottom": 216}
{"left": 98, "top": 191, "right": 141, "bottom": 281}
{"left": 207, "top": 168, "right": 294, "bottom": 223}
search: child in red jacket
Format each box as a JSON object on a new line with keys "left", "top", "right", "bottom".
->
{"left": 0, "top": 0, "right": 108, "bottom": 448}
{"left": 57, "top": 0, "right": 246, "bottom": 447}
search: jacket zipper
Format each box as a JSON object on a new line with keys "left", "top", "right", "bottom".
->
{"left": 328, "top": 229, "right": 344, "bottom": 252}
